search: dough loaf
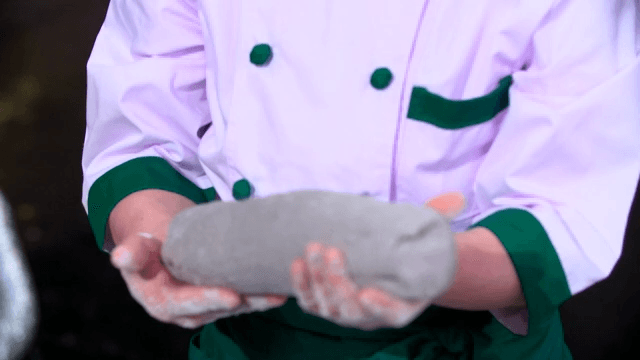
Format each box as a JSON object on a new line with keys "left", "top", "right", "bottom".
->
{"left": 161, "top": 190, "right": 457, "bottom": 301}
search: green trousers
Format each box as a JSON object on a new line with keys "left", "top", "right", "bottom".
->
{"left": 188, "top": 298, "right": 572, "bottom": 360}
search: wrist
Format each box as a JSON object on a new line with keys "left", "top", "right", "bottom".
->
{"left": 432, "top": 227, "right": 526, "bottom": 311}
{"left": 108, "top": 189, "right": 197, "bottom": 247}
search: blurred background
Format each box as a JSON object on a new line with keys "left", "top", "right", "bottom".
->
{"left": 0, "top": 1, "right": 195, "bottom": 359}
{"left": 0, "top": 1, "right": 638, "bottom": 359}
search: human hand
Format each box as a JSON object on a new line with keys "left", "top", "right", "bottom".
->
{"left": 290, "top": 192, "right": 465, "bottom": 331}
{"left": 111, "top": 234, "right": 287, "bottom": 329}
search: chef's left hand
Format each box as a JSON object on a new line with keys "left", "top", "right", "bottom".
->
{"left": 290, "top": 192, "right": 466, "bottom": 331}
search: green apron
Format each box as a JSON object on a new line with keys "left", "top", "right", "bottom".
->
{"left": 188, "top": 298, "right": 573, "bottom": 360}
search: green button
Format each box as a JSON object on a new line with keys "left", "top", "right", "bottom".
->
{"left": 370, "top": 67, "right": 393, "bottom": 90}
{"left": 232, "top": 179, "right": 253, "bottom": 200}
{"left": 250, "top": 44, "right": 273, "bottom": 66}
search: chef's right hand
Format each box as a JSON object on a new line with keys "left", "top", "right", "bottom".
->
{"left": 110, "top": 232, "right": 287, "bottom": 329}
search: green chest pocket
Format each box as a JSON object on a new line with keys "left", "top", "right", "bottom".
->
{"left": 407, "top": 75, "right": 513, "bottom": 130}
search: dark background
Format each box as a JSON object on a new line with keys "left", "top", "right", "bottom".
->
{"left": 0, "top": 1, "right": 638, "bottom": 359}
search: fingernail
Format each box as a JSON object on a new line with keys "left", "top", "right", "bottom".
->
{"left": 309, "top": 250, "right": 320, "bottom": 262}
{"left": 205, "top": 289, "right": 236, "bottom": 308}
{"left": 367, "top": 302, "right": 383, "bottom": 315}
{"left": 269, "top": 296, "right": 287, "bottom": 306}
{"left": 112, "top": 249, "right": 132, "bottom": 268}
{"left": 329, "top": 255, "right": 344, "bottom": 275}
{"left": 203, "top": 289, "right": 220, "bottom": 299}
{"left": 329, "top": 250, "right": 341, "bottom": 265}
{"left": 180, "top": 319, "right": 198, "bottom": 329}
{"left": 247, "top": 297, "right": 271, "bottom": 311}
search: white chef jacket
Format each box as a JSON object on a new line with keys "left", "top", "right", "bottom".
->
{"left": 82, "top": 0, "right": 640, "bottom": 346}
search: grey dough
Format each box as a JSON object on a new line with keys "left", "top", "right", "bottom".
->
{"left": 161, "top": 190, "right": 457, "bottom": 301}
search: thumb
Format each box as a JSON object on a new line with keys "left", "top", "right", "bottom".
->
{"left": 424, "top": 192, "right": 466, "bottom": 220}
{"left": 110, "top": 232, "right": 160, "bottom": 272}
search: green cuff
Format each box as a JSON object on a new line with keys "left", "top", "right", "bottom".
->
{"left": 468, "top": 209, "right": 572, "bottom": 332}
{"left": 87, "top": 156, "right": 216, "bottom": 252}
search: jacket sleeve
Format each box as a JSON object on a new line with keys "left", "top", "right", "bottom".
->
{"left": 468, "top": 0, "right": 640, "bottom": 335}
{"left": 82, "top": 0, "right": 214, "bottom": 253}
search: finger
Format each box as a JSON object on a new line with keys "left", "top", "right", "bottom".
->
{"left": 167, "top": 286, "right": 243, "bottom": 317}
{"left": 424, "top": 192, "right": 466, "bottom": 220}
{"left": 172, "top": 295, "right": 278, "bottom": 328}
{"left": 359, "top": 288, "right": 427, "bottom": 328}
{"left": 261, "top": 295, "right": 288, "bottom": 307}
{"left": 391, "top": 300, "right": 430, "bottom": 328}
{"left": 378, "top": 299, "right": 429, "bottom": 329}
{"left": 173, "top": 318, "right": 201, "bottom": 329}
{"left": 291, "top": 258, "right": 317, "bottom": 311}
{"left": 172, "top": 307, "right": 244, "bottom": 329}
{"left": 111, "top": 233, "right": 160, "bottom": 272}
{"left": 146, "top": 271, "right": 243, "bottom": 316}
{"left": 359, "top": 288, "right": 387, "bottom": 318}
{"left": 321, "top": 248, "right": 342, "bottom": 318}
{"left": 306, "top": 243, "right": 332, "bottom": 317}
{"left": 245, "top": 296, "right": 287, "bottom": 312}
{"left": 325, "top": 247, "right": 359, "bottom": 321}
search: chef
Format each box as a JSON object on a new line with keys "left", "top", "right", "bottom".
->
{"left": 82, "top": 0, "right": 640, "bottom": 359}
